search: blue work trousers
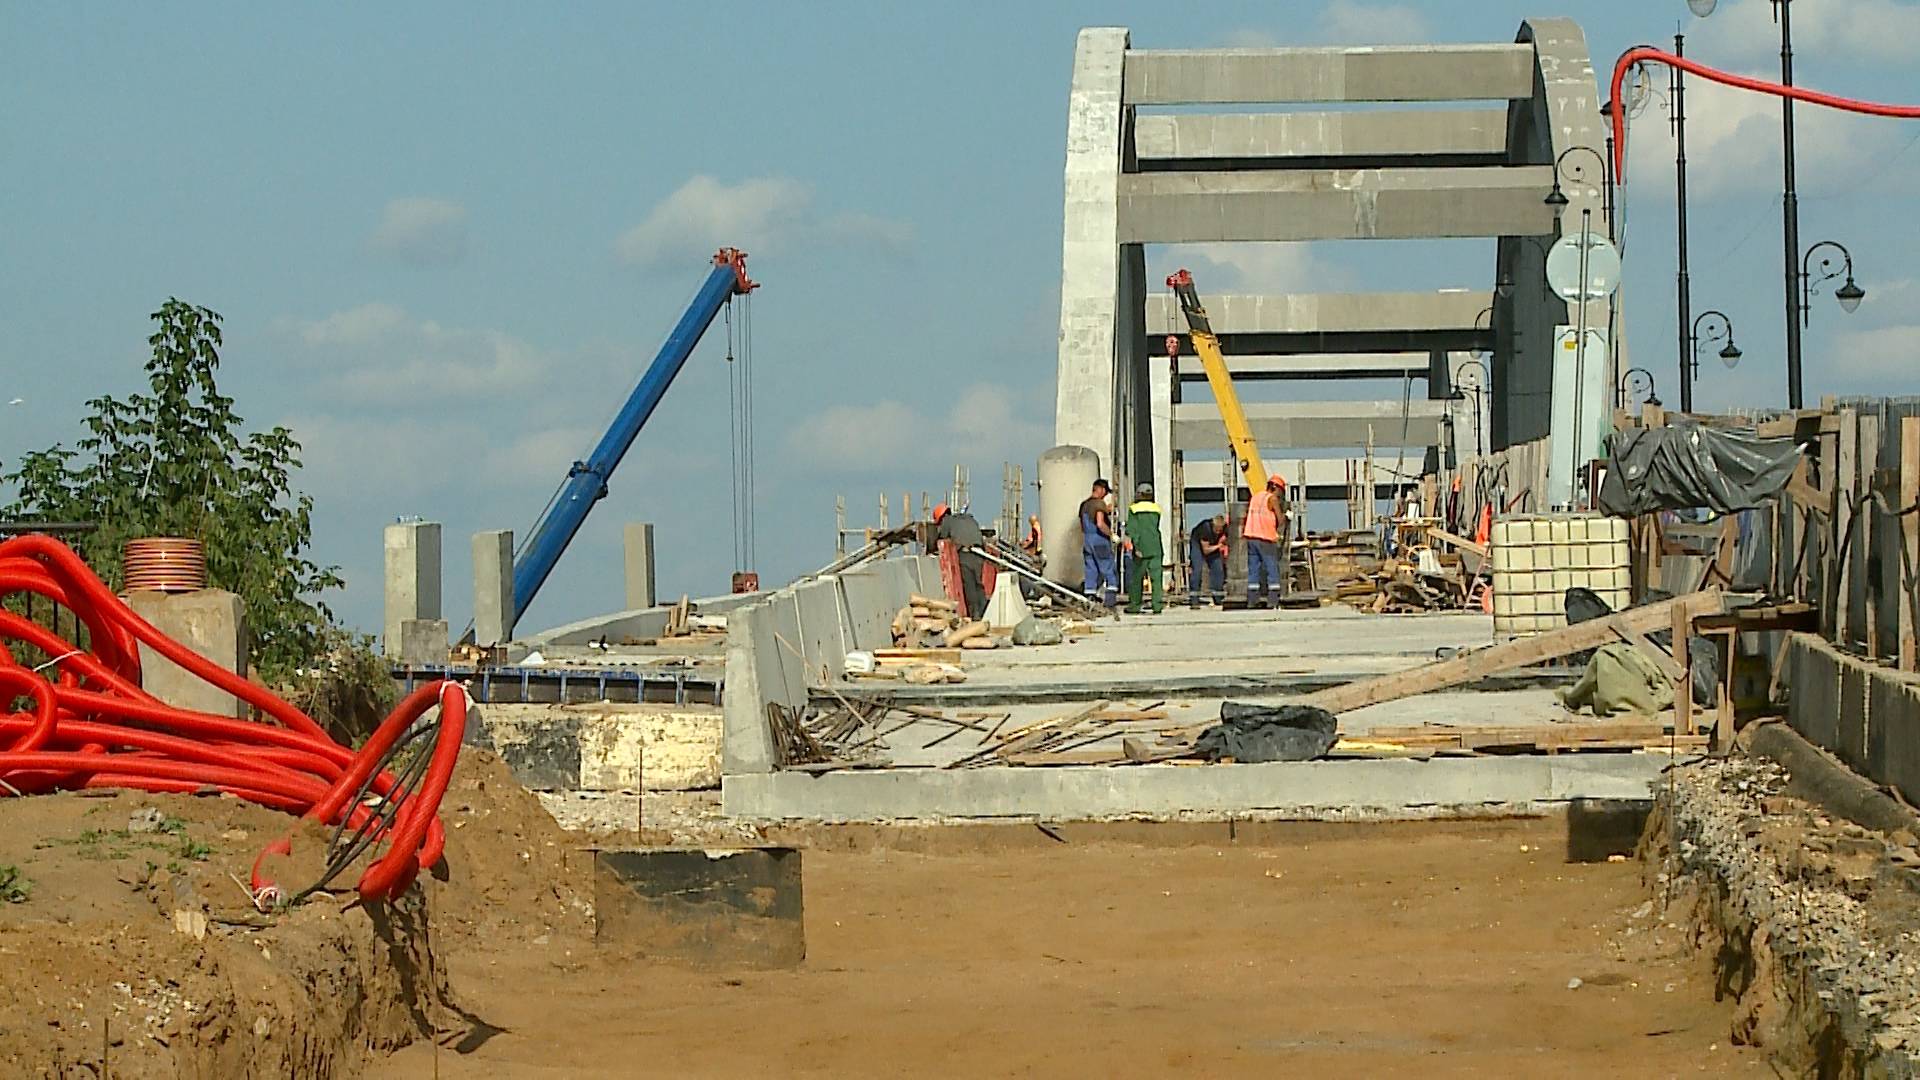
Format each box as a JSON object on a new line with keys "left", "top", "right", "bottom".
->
{"left": 1189, "top": 539, "right": 1225, "bottom": 605}
{"left": 1247, "top": 538, "right": 1283, "bottom": 606}
{"left": 1082, "top": 539, "right": 1118, "bottom": 604}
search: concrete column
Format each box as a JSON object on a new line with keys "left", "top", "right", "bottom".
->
{"left": 1148, "top": 344, "right": 1177, "bottom": 559}
{"left": 383, "top": 521, "right": 442, "bottom": 659}
{"left": 125, "top": 590, "right": 248, "bottom": 718}
{"left": 1053, "top": 27, "right": 1130, "bottom": 477}
{"left": 472, "top": 529, "right": 514, "bottom": 646}
{"left": 625, "top": 522, "right": 657, "bottom": 611}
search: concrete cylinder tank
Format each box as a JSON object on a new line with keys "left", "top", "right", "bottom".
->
{"left": 1038, "top": 444, "right": 1101, "bottom": 589}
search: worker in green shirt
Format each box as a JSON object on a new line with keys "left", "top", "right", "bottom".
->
{"left": 1122, "top": 481, "right": 1165, "bottom": 615}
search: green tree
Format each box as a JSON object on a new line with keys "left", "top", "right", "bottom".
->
{"left": 2, "top": 299, "right": 344, "bottom": 680}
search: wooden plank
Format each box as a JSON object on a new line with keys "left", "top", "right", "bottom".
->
{"left": 1425, "top": 526, "right": 1489, "bottom": 560}
{"left": 1853, "top": 412, "right": 1880, "bottom": 653}
{"left": 1902, "top": 416, "right": 1920, "bottom": 670}
{"left": 1287, "top": 589, "right": 1723, "bottom": 716}
{"left": 1612, "top": 624, "right": 1685, "bottom": 683}
{"left": 1786, "top": 459, "right": 1828, "bottom": 515}
{"left": 1826, "top": 409, "right": 1857, "bottom": 642}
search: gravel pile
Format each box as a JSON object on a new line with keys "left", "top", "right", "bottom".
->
{"left": 1662, "top": 755, "right": 1920, "bottom": 1071}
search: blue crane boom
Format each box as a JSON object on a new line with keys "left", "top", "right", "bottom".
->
{"left": 510, "top": 247, "right": 757, "bottom": 625}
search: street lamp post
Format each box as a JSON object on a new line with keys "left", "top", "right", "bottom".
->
{"left": 1687, "top": 0, "right": 1802, "bottom": 406}
{"left": 1452, "top": 357, "right": 1490, "bottom": 459}
{"left": 1688, "top": 311, "right": 1743, "bottom": 397}
{"left": 1618, "top": 367, "right": 1662, "bottom": 410}
{"left": 1800, "top": 239, "right": 1867, "bottom": 327}
{"left": 1672, "top": 32, "right": 1695, "bottom": 414}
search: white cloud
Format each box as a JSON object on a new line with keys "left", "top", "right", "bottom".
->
{"left": 278, "top": 303, "right": 551, "bottom": 403}
{"left": 1224, "top": 1, "right": 1430, "bottom": 47}
{"left": 1826, "top": 323, "right": 1920, "bottom": 381}
{"left": 787, "top": 382, "right": 1048, "bottom": 476}
{"left": 1318, "top": 0, "right": 1430, "bottom": 45}
{"left": 368, "top": 197, "right": 469, "bottom": 266}
{"left": 1622, "top": 72, "right": 1908, "bottom": 197}
{"left": 615, "top": 175, "right": 912, "bottom": 267}
{"left": 1696, "top": 0, "right": 1920, "bottom": 68}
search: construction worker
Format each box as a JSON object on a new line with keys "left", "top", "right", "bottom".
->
{"left": 930, "top": 503, "right": 989, "bottom": 619}
{"left": 1245, "top": 474, "right": 1288, "bottom": 609}
{"left": 1188, "top": 513, "right": 1228, "bottom": 607}
{"left": 1079, "top": 478, "right": 1118, "bottom": 607}
{"left": 1122, "top": 482, "right": 1165, "bottom": 614}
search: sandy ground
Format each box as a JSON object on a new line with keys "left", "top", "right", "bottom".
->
{"left": 388, "top": 816, "right": 1767, "bottom": 1078}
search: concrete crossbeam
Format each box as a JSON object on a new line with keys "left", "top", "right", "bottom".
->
{"left": 1122, "top": 45, "right": 1536, "bottom": 104}
{"left": 1133, "top": 110, "right": 1508, "bottom": 163}
{"left": 1177, "top": 457, "right": 1403, "bottom": 493}
{"left": 1148, "top": 291, "right": 1493, "bottom": 336}
{"left": 1176, "top": 353, "right": 1434, "bottom": 380}
{"left": 1172, "top": 401, "right": 1448, "bottom": 450}
{"left": 1119, "top": 167, "right": 1556, "bottom": 242}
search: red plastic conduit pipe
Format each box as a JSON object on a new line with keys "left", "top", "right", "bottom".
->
{"left": 1609, "top": 47, "right": 1920, "bottom": 180}
{"left": 0, "top": 534, "right": 465, "bottom": 903}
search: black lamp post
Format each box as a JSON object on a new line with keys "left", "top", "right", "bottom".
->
{"left": 1800, "top": 240, "right": 1866, "bottom": 328}
{"left": 1618, "top": 367, "right": 1661, "bottom": 409}
{"left": 1688, "top": 310, "right": 1742, "bottom": 393}
{"left": 1688, "top": 0, "right": 1803, "bottom": 406}
{"left": 1451, "top": 357, "right": 1490, "bottom": 459}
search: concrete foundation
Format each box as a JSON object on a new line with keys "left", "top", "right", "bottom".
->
{"left": 471, "top": 701, "right": 722, "bottom": 792}
{"left": 1785, "top": 631, "right": 1920, "bottom": 806}
{"left": 594, "top": 847, "right": 804, "bottom": 968}
{"left": 397, "top": 617, "right": 448, "bottom": 668}
{"left": 383, "top": 521, "right": 441, "bottom": 658}
{"left": 124, "top": 589, "right": 248, "bottom": 718}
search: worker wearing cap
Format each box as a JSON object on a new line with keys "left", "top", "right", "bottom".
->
{"left": 1121, "top": 482, "right": 1165, "bottom": 615}
{"left": 1079, "top": 478, "right": 1118, "bottom": 607}
{"left": 931, "top": 503, "right": 989, "bottom": 619}
{"left": 1244, "top": 474, "right": 1289, "bottom": 609}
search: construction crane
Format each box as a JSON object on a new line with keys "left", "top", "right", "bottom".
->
{"left": 1165, "top": 268, "right": 1265, "bottom": 495}
{"left": 509, "top": 247, "right": 758, "bottom": 626}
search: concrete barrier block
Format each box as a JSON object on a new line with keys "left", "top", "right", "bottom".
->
{"left": 595, "top": 847, "right": 804, "bottom": 968}
{"left": 838, "top": 568, "right": 896, "bottom": 651}
{"left": 722, "top": 602, "right": 778, "bottom": 776}
{"left": 1869, "top": 669, "right": 1920, "bottom": 806}
{"left": 764, "top": 593, "right": 807, "bottom": 704}
{"left": 125, "top": 589, "right": 248, "bottom": 718}
{"left": 794, "top": 579, "right": 847, "bottom": 683}
{"left": 1786, "top": 634, "right": 1841, "bottom": 751}
{"left": 1837, "top": 655, "right": 1872, "bottom": 775}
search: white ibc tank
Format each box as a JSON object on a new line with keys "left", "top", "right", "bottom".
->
{"left": 1038, "top": 444, "right": 1101, "bottom": 589}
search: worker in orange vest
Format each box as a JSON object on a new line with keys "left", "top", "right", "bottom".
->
{"left": 1244, "top": 474, "right": 1288, "bottom": 609}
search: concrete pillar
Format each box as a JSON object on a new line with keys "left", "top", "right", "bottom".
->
{"left": 398, "top": 618, "right": 450, "bottom": 668}
{"left": 1053, "top": 27, "right": 1130, "bottom": 477}
{"left": 1148, "top": 346, "right": 1177, "bottom": 560}
{"left": 472, "top": 529, "right": 514, "bottom": 646}
{"left": 125, "top": 590, "right": 248, "bottom": 718}
{"left": 625, "top": 523, "right": 657, "bottom": 611}
{"left": 383, "top": 521, "right": 441, "bottom": 659}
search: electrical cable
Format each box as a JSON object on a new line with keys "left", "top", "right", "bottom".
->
{"left": 0, "top": 534, "right": 465, "bottom": 904}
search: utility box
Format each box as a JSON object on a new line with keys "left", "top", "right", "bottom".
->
{"left": 1489, "top": 514, "right": 1630, "bottom": 636}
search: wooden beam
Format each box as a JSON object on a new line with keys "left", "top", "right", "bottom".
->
{"left": 1786, "top": 459, "right": 1828, "bottom": 515}
{"left": 1827, "top": 410, "right": 1857, "bottom": 642}
{"left": 1294, "top": 589, "right": 1723, "bottom": 716}
{"left": 1425, "top": 526, "right": 1489, "bottom": 560}
{"left": 1613, "top": 624, "right": 1684, "bottom": 683}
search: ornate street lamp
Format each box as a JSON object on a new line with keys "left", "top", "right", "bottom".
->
{"left": 1618, "top": 367, "right": 1662, "bottom": 409}
{"left": 1689, "top": 310, "right": 1742, "bottom": 387}
{"left": 1800, "top": 240, "right": 1866, "bottom": 325}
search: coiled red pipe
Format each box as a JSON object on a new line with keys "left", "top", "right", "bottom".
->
{"left": 0, "top": 534, "right": 464, "bottom": 903}
{"left": 1610, "top": 47, "right": 1920, "bottom": 180}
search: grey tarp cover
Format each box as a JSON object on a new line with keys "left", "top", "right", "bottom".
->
{"left": 1194, "top": 702, "right": 1338, "bottom": 763}
{"left": 1597, "top": 421, "right": 1800, "bottom": 516}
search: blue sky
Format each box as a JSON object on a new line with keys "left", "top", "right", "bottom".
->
{"left": 5, "top": 0, "right": 1917, "bottom": 636}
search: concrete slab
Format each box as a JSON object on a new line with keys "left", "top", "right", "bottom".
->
{"left": 1173, "top": 400, "right": 1447, "bottom": 450}
{"left": 721, "top": 754, "right": 1663, "bottom": 822}
{"left": 1787, "top": 634, "right": 1842, "bottom": 751}
{"left": 1865, "top": 668, "right": 1919, "bottom": 800}
{"left": 1133, "top": 110, "right": 1508, "bottom": 162}
{"left": 763, "top": 593, "right": 807, "bottom": 705}
{"left": 839, "top": 568, "right": 897, "bottom": 652}
{"left": 794, "top": 579, "right": 848, "bottom": 681}
{"left": 1117, "top": 167, "right": 1556, "bottom": 243}
{"left": 1121, "top": 44, "right": 1536, "bottom": 105}
{"left": 723, "top": 602, "right": 780, "bottom": 776}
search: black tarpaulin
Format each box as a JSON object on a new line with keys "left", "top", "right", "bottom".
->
{"left": 1193, "top": 702, "right": 1338, "bottom": 763}
{"left": 1597, "top": 421, "right": 1801, "bottom": 516}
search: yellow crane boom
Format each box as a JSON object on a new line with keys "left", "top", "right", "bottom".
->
{"left": 1165, "top": 268, "right": 1266, "bottom": 496}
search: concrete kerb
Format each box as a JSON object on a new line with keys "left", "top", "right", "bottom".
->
{"left": 719, "top": 754, "right": 1666, "bottom": 822}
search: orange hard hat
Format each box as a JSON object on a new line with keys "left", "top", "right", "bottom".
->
{"left": 1268, "top": 474, "right": 1287, "bottom": 488}
{"left": 932, "top": 503, "right": 950, "bottom": 522}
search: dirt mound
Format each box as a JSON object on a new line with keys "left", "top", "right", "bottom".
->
{"left": 427, "top": 748, "right": 594, "bottom": 952}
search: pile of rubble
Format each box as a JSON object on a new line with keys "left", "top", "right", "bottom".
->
{"left": 1654, "top": 753, "right": 1920, "bottom": 1071}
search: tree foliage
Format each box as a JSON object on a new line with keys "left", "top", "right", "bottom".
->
{"left": 2, "top": 299, "right": 344, "bottom": 680}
